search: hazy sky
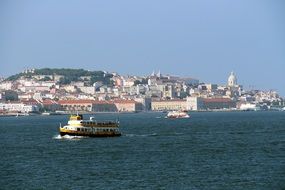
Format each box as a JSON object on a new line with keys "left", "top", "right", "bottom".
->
{"left": 0, "top": 0, "right": 285, "bottom": 95}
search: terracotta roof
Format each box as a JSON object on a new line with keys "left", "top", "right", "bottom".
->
{"left": 58, "top": 99, "right": 140, "bottom": 105}
{"left": 42, "top": 99, "right": 58, "bottom": 105}
{"left": 21, "top": 99, "right": 39, "bottom": 105}
{"left": 93, "top": 101, "right": 114, "bottom": 105}
{"left": 113, "top": 100, "right": 137, "bottom": 104}
{"left": 58, "top": 100, "right": 95, "bottom": 105}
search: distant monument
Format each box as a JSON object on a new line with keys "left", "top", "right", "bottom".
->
{"left": 228, "top": 71, "right": 237, "bottom": 87}
{"left": 150, "top": 70, "right": 162, "bottom": 78}
{"left": 226, "top": 71, "right": 242, "bottom": 98}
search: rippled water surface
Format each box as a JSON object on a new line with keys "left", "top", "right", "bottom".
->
{"left": 1, "top": 112, "right": 285, "bottom": 189}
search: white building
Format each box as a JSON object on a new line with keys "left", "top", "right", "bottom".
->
{"left": 186, "top": 97, "right": 204, "bottom": 111}
{"left": 0, "top": 82, "right": 13, "bottom": 90}
{"left": 0, "top": 103, "right": 39, "bottom": 113}
{"left": 78, "top": 86, "right": 96, "bottom": 94}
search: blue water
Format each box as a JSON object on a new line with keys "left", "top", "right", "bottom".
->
{"left": 1, "top": 112, "right": 285, "bottom": 189}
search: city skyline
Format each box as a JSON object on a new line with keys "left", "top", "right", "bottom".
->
{"left": 1, "top": 0, "right": 285, "bottom": 95}
{"left": 2, "top": 68, "right": 283, "bottom": 97}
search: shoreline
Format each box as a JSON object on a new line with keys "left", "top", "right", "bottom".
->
{"left": 0, "top": 109, "right": 284, "bottom": 117}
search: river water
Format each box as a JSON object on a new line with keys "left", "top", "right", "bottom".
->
{"left": 1, "top": 112, "right": 285, "bottom": 189}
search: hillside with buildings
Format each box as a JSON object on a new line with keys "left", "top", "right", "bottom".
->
{"left": 0, "top": 68, "right": 284, "bottom": 115}
{"left": 5, "top": 68, "right": 113, "bottom": 86}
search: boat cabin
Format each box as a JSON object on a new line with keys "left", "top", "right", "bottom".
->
{"left": 70, "top": 114, "right": 83, "bottom": 121}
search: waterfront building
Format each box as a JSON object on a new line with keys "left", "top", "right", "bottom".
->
{"left": 42, "top": 99, "right": 61, "bottom": 112}
{"left": 186, "top": 97, "right": 204, "bottom": 111}
{"left": 114, "top": 100, "right": 142, "bottom": 112}
{"left": 151, "top": 99, "right": 187, "bottom": 111}
{"left": 135, "top": 97, "right": 152, "bottom": 111}
{"left": 58, "top": 100, "right": 95, "bottom": 112}
{"left": 58, "top": 99, "right": 142, "bottom": 112}
{"left": 202, "top": 98, "right": 236, "bottom": 110}
{"left": 0, "top": 102, "right": 39, "bottom": 113}
{"left": 93, "top": 101, "right": 117, "bottom": 112}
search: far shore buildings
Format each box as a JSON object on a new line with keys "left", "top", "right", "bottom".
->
{"left": 0, "top": 102, "right": 39, "bottom": 113}
{"left": 0, "top": 70, "right": 284, "bottom": 113}
{"left": 57, "top": 99, "right": 143, "bottom": 112}
{"left": 151, "top": 99, "right": 187, "bottom": 111}
{"left": 151, "top": 97, "right": 236, "bottom": 111}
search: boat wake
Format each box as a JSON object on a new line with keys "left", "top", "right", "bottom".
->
{"left": 125, "top": 133, "right": 158, "bottom": 137}
{"left": 125, "top": 132, "right": 184, "bottom": 137}
{"left": 53, "top": 134, "right": 87, "bottom": 140}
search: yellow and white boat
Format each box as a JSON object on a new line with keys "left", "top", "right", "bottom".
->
{"left": 59, "top": 114, "right": 121, "bottom": 137}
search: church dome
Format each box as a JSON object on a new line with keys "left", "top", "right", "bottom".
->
{"left": 228, "top": 72, "right": 237, "bottom": 86}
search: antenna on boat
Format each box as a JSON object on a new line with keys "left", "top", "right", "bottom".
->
{"left": 116, "top": 117, "right": 120, "bottom": 124}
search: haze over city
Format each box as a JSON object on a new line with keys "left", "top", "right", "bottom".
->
{"left": 0, "top": 0, "right": 284, "bottom": 95}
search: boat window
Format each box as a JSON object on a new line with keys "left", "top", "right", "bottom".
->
{"left": 77, "top": 128, "right": 80, "bottom": 131}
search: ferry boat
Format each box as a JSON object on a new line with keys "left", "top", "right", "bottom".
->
{"left": 165, "top": 110, "right": 190, "bottom": 119}
{"left": 59, "top": 114, "right": 121, "bottom": 137}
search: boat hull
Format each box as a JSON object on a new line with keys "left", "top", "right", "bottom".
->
{"left": 60, "top": 131, "right": 121, "bottom": 137}
{"left": 166, "top": 115, "right": 190, "bottom": 119}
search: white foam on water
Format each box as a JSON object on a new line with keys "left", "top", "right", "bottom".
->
{"left": 53, "top": 134, "right": 86, "bottom": 140}
{"left": 125, "top": 132, "right": 183, "bottom": 138}
{"left": 53, "top": 135, "right": 62, "bottom": 139}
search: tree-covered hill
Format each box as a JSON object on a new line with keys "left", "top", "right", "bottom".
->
{"left": 5, "top": 68, "right": 113, "bottom": 86}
